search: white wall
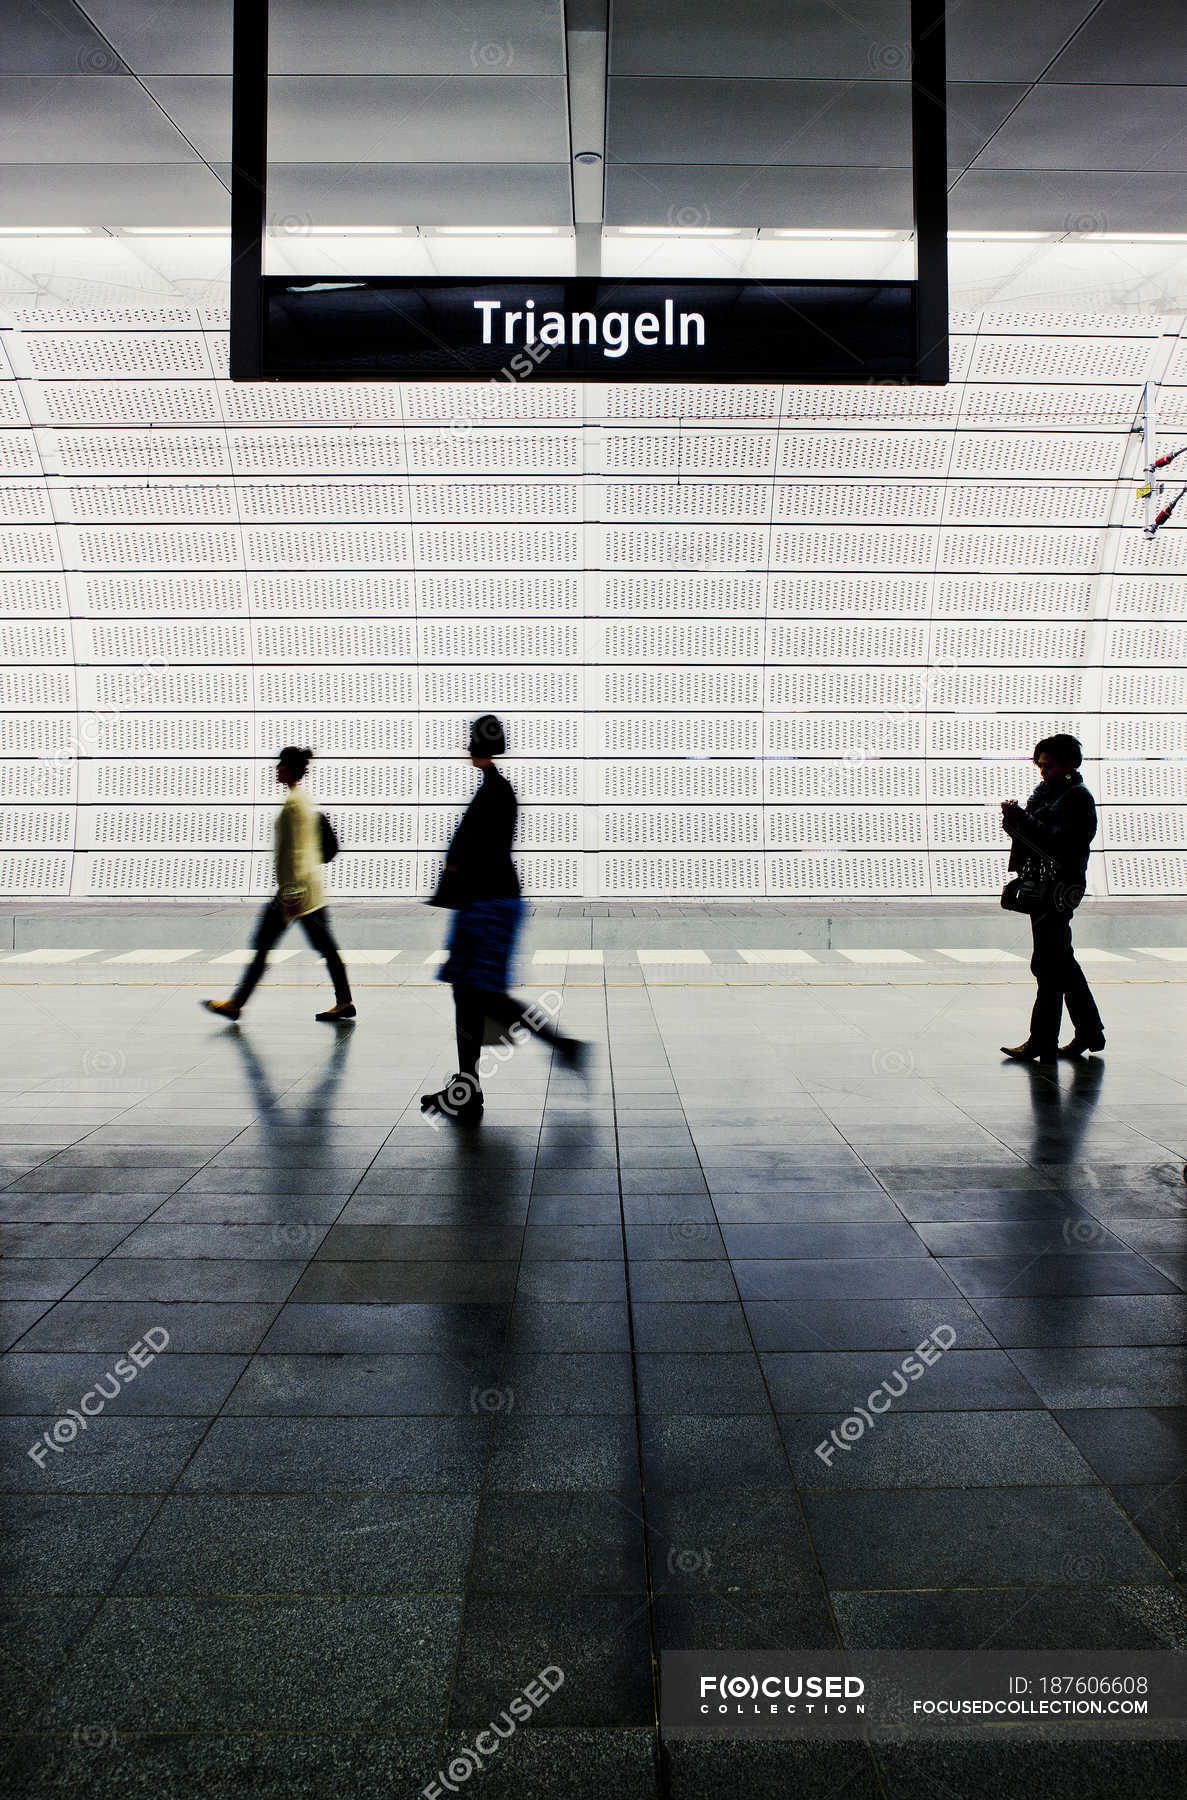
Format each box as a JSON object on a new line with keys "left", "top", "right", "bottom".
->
{"left": 1, "top": 302, "right": 1186, "bottom": 901}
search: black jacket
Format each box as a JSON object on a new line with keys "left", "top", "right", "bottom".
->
{"left": 446, "top": 765, "right": 521, "bottom": 901}
{"left": 1004, "top": 770, "right": 1097, "bottom": 880}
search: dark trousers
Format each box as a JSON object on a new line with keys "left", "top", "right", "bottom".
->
{"left": 231, "top": 899, "right": 352, "bottom": 1010}
{"left": 1028, "top": 908, "right": 1103, "bottom": 1050}
{"left": 453, "top": 984, "right": 566, "bottom": 1084}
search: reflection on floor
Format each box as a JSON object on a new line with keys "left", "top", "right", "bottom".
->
{"left": 1, "top": 973, "right": 1184, "bottom": 1799}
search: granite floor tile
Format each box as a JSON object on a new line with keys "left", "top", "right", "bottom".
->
{"left": 1052, "top": 1408, "right": 1187, "bottom": 1484}
{"left": 969, "top": 1295, "right": 1187, "bottom": 1346}
{"left": 743, "top": 1298, "right": 996, "bottom": 1351}
{"left": 469, "top": 1491, "right": 646, "bottom": 1593}
{"left": 641, "top": 1416, "right": 791, "bottom": 1490}
{"left": 646, "top": 1490, "right": 820, "bottom": 1594}
{"left": 449, "top": 1594, "right": 651, "bottom": 1726}
{"left": 0, "top": 1352, "right": 246, "bottom": 1416}
{"left": 634, "top": 1352, "right": 771, "bottom": 1415}
{"left": 1112, "top": 1484, "right": 1187, "bottom": 1580}
{"left": 486, "top": 1415, "right": 640, "bottom": 1491}
{"left": 176, "top": 1416, "right": 492, "bottom": 1493}
{"left": 0, "top": 1416, "right": 208, "bottom": 1493}
{"left": 781, "top": 1410, "right": 1096, "bottom": 1489}
{"left": 0, "top": 1494, "right": 161, "bottom": 1594}
{"left": 630, "top": 1303, "right": 754, "bottom": 1352}
{"left": 833, "top": 1582, "right": 1187, "bottom": 1652}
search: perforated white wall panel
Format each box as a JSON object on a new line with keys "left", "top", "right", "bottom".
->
{"left": 1, "top": 308, "right": 1185, "bottom": 899}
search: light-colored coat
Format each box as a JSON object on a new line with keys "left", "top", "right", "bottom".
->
{"left": 275, "top": 785, "right": 324, "bottom": 917}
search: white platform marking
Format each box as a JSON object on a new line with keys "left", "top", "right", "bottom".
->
{"left": 937, "top": 948, "right": 1027, "bottom": 964}
{"left": 738, "top": 949, "right": 818, "bottom": 964}
{"left": 2, "top": 948, "right": 100, "bottom": 964}
{"left": 104, "top": 948, "right": 201, "bottom": 964}
{"left": 1074, "top": 948, "right": 1133, "bottom": 964}
{"left": 637, "top": 949, "right": 711, "bottom": 965}
{"left": 837, "top": 948, "right": 922, "bottom": 965}
{"left": 337, "top": 950, "right": 401, "bottom": 964}
{"left": 423, "top": 951, "right": 448, "bottom": 964}
{"left": 208, "top": 947, "right": 304, "bottom": 965}
{"left": 1133, "top": 947, "right": 1187, "bottom": 963}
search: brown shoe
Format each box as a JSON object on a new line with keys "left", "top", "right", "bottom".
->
{"left": 315, "top": 1002, "right": 356, "bottom": 1022}
{"left": 1058, "top": 1035, "right": 1105, "bottom": 1058}
{"left": 202, "top": 999, "right": 241, "bottom": 1021}
{"left": 1000, "top": 1041, "right": 1056, "bottom": 1062}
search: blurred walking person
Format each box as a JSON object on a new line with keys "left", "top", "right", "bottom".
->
{"left": 1000, "top": 733, "right": 1104, "bottom": 1063}
{"left": 421, "top": 714, "right": 586, "bottom": 1123}
{"left": 203, "top": 747, "right": 355, "bottom": 1023}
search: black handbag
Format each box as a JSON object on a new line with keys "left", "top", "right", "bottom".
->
{"left": 317, "top": 812, "right": 340, "bottom": 864}
{"left": 1002, "top": 857, "right": 1083, "bottom": 917}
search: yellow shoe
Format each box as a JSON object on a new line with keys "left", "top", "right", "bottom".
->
{"left": 202, "top": 999, "right": 241, "bottom": 1021}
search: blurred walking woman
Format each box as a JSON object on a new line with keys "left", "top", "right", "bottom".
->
{"left": 422, "top": 714, "right": 585, "bottom": 1123}
{"left": 1000, "top": 733, "right": 1104, "bottom": 1063}
{"left": 204, "top": 747, "right": 355, "bottom": 1023}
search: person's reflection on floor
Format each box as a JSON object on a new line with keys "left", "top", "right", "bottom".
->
{"left": 1022, "top": 1053, "right": 1106, "bottom": 1200}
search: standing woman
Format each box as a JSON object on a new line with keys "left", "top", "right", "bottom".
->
{"left": 203, "top": 746, "right": 355, "bottom": 1023}
{"left": 1000, "top": 733, "right": 1104, "bottom": 1063}
{"left": 421, "top": 714, "right": 585, "bottom": 1123}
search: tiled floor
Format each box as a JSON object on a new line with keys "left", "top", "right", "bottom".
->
{"left": 0, "top": 966, "right": 1185, "bottom": 1798}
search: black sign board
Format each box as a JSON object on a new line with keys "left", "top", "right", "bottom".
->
{"left": 260, "top": 278, "right": 917, "bottom": 383}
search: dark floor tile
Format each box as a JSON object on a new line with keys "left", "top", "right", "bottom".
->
{"left": 734, "top": 1259, "right": 957, "bottom": 1301}
{"left": 175, "top": 1416, "right": 492, "bottom": 1493}
{"left": 14, "top": 1301, "right": 281, "bottom": 1355}
{"left": 663, "top": 1738, "right": 879, "bottom": 1800}
{"left": 486, "top": 1415, "right": 639, "bottom": 1491}
{"left": 628, "top": 1263, "right": 738, "bottom": 1303}
{"left": 635, "top": 1352, "right": 771, "bottom": 1414}
{"left": 0, "top": 1261, "right": 99, "bottom": 1302}
{"left": 781, "top": 1410, "right": 1095, "bottom": 1489}
{"left": 316, "top": 1224, "right": 523, "bottom": 1261}
{"left": 259, "top": 1301, "right": 510, "bottom": 1355}
{"left": 0, "top": 1494, "right": 160, "bottom": 1594}
{"left": 469, "top": 1491, "right": 645, "bottom": 1593}
{"left": 450, "top": 1594, "right": 651, "bottom": 1726}
{"left": 641, "top": 1416, "right": 790, "bottom": 1490}
{"left": 436, "top": 1727, "right": 658, "bottom": 1800}
{"left": 970, "top": 1295, "right": 1187, "bottom": 1346}
{"left": 289, "top": 1261, "right": 517, "bottom": 1303}
{"left": 513, "top": 1262, "right": 627, "bottom": 1303}
{"left": 0, "top": 1731, "right": 440, "bottom": 1800}
{"left": 114, "top": 1493, "right": 478, "bottom": 1594}
{"left": 1137, "top": 1251, "right": 1187, "bottom": 1290}
{"left": 833, "top": 1582, "right": 1187, "bottom": 1653}
{"left": 872, "top": 1738, "right": 1187, "bottom": 1800}
{"left": 220, "top": 1352, "right": 503, "bottom": 1415}
{"left": 647, "top": 1491, "right": 821, "bottom": 1594}
{"left": 1113, "top": 1484, "right": 1187, "bottom": 1580}
{"left": 0, "top": 1417, "right": 208, "bottom": 1493}
{"left": 1009, "top": 1346, "right": 1187, "bottom": 1408}
{"left": 505, "top": 1301, "right": 631, "bottom": 1352}
{"left": 621, "top": 1195, "right": 718, "bottom": 1225}
{"left": 803, "top": 1486, "right": 1168, "bottom": 1588}
{"left": 722, "top": 1223, "right": 927, "bottom": 1260}
{"left": 0, "top": 1302, "right": 51, "bottom": 1351}
{"left": 0, "top": 1597, "right": 98, "bottom": 1727}
{"left": 630, "top": 1303, "right": 753, "bottom": 1352}
{"left": 0, "top": 1194, "right": 163, "bottom": 1223}
{"left": 710, "top": 1192, "right": 904, "bottom": 1223}
{"left": 521, "top": 1226, "right": 624, "bottom": 1260}
{"left": 743, "top": 1297, "right": 996, "bottom": 1351}
{"left": 941, "top": 1252, "right": 1178, "bottom": 1297}
{"left": 0, "top": 1352, "right": 246, "bottom": 1417}
{"left": 893, "top": 1189, "right": 1105, "bottom": 1222}
{"left": 153, "top": 1194, "right": 351, "bottom": 1224}
{"left": 499, "top": 1352, "right": 635, "bottom": 1414}
{"left": 68, "top": 1260, "right": 304, "bottom": 1303}
{"left": 1053, "top": 1408, "right": 1187, "bottom": 1484}
{"left": 35, "top": 1595, "right": 459, "bottom": 1731}
{"left": 761, "top": 1348, "right": 1040, "bottom": 1412}
{"left": 525, "top": 1194, "right": 623, "bottom": 1225}
{"left": 653, "top": 1590, "right": 836, "bottom": 1654}
{"left": 0, "top": 1225, "right": 139, "bottom": 1259}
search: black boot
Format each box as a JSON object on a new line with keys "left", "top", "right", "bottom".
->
{"left": 420, "top": 1074, "right": 483, "bottom": 1123}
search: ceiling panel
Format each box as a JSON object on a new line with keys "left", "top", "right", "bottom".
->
{"left": 970, "top": 86, "right": 1187, "bottom": 173}
{"left": 607, "top": 78, "right": 913, "bottom": 166}
{"left": 0, "top": 75, "right": 199, "bottom": 162}
{"left": 1046, "top": 0, "right": 1187, "bottom": 82}
{"left": 0, "top": 163, "right": 229, "bottom": 228}
{"left": 82, "top": 0, "right": 564, "bottom": 76}
{"left": 264, "top": 163, "right": 571, "bottom": 227}
{"left": 610, "top": 1, "right": 911, "bottom": 78}
{"left": 604, "top": 164, "right": 914, "bottom": 230}
{"left": 145, "top": 75, "right": 569, "bottom": 165}
{"left": 3, "top": 1, "right": 129, "bottom": 75}
{"left": 945, "top": 0, "right": 1104, "bottom": 81}
{"left": 948, "top": 170, "right": 1186, "bottom": 234}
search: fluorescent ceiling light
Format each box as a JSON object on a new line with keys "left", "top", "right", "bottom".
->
{"left": 949, "top": 230, "right": 1049, "bottom": 240}
{"left": 0, "top": 226, "right": 92, "bottom": 236}
{"left": 1079, "top": 231, "right": 1187, "bottom": 243}
{"left": 430, "top": 226, "right": 568, "bottom": 237}
{"left": 615, "top": 226, "right": 750, "bottom": 237}
{"left": 762, "top": 228, "right": 902, "bottom": 240}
